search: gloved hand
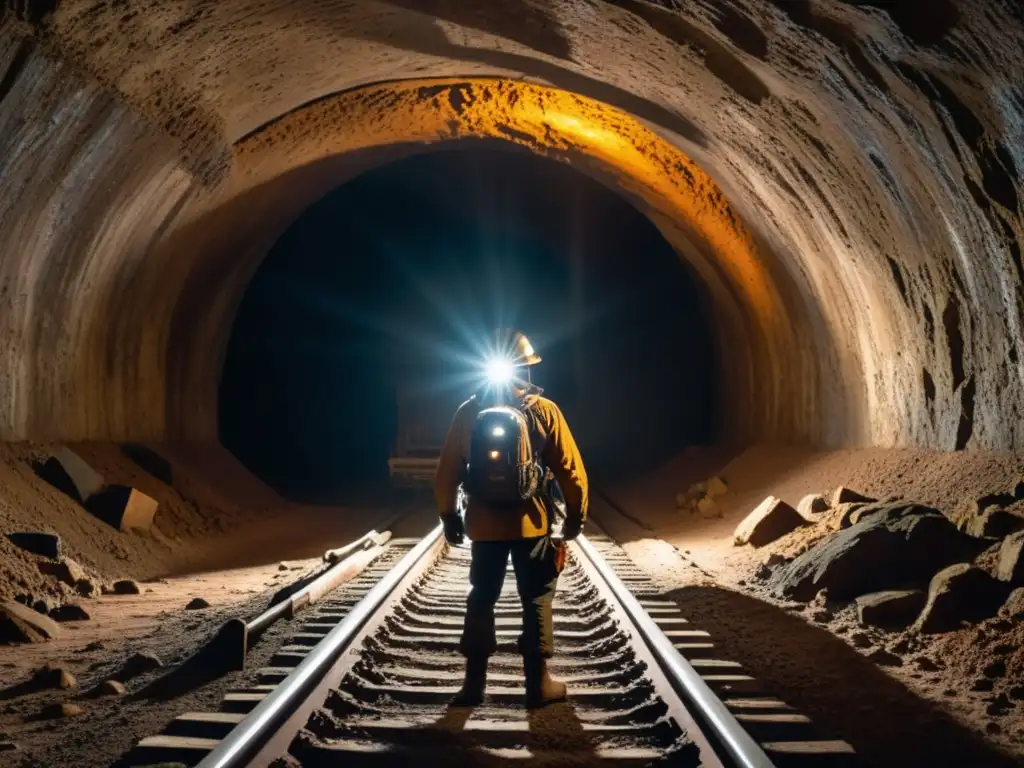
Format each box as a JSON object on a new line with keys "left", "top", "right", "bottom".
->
{"left": 442, "top": 514, "right": 466, "bottom": 546}
{"left": 561, "top": 516, "right": 583, "bottom": 542}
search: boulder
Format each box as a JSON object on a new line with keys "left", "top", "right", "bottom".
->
{"left": 111, "top": 579, "right": 141, "bottom": 595}
{"left": 697, "top": 496, "right": 721, "bottom": 519}
{"left": 832, "top": 486, "right": 876, "bottom": 506}
{"left": 6, "top": 532, "right": 61, "bottom": 559}
{"left": 997, "top": 531, "right": 1024, "bottom": 584}
{"left": 0, "top": 602, "right": 60, "bottom": 642}
{"left": 121, "top": 443, "right": 173, "bottom": 485}
{"left": 914, "top": 564, "right": 1014, "bottom": 634}
{"left": 734, "top": 496, "right": 808, "bottom": 548}
{"left": 38, "top": 558, "right": 88, "bottom": 587}
{"left": 771, "top": 511, "right": 987, "bottom": 602}
{"left": 706, "top": 476, "right": 728, "bottom": 498}
{"left": 50, "top": 604, "right": 90, "bottom": 622}
{"left": 856, "top": 590, "right": 927, "bottom": 631}
{"left": 85, "top": 485, "right": 158, "bottom": 532}
{"left": 798, "top": 494, "right": 829, "bottom": 517}
{"left": 185, "top": 597, "right": 210, "bottom": 610}
{"left": 964, "top": 507, "right": 1024, "bottom": 539}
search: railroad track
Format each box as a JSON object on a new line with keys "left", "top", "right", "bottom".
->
{"left": 123, "top": 527, "right": 860, "bottom": 768}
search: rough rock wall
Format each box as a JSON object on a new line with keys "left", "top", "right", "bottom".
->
{"left": 0, "top": 1, "right": 1021, "bottom": 451}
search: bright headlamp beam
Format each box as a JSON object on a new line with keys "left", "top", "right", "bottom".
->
{"left": 485, "top": 358, "right": 515, "bottom": 385}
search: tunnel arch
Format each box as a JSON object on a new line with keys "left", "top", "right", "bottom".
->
{"left": 0, "top": 1, "right": 1021, "bottom": 454}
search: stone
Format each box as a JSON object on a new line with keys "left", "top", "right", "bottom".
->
{"left": 706, "top": 476, "right": 728, "bottom": 498}
{"left": 798, "top": 494, "right": 829, "bottom": 517}
{"left": 55, "top": 447, "right": 105, "bottom": 500}
{"left": 1015, "top": 481, "right": 1024, "bottom": 501}
{"left": 855, "top": 590, "right": 927, "bottom": 631}
{"left": 31, "top": 597, "right": 56, "bottom": 615}
{"left": 34, "top": 664, "right": 76, "bottom": 690}
{"left": 866, "top": 648, "right": 903, "bottom": 667}
{"left": 674, "top": 492, "right": 688, "bottom": 509}
{"left": 278, "top": 563, "right": 289, "bottom": 571}
{"left": 96, "top": 679, "right": 126, "bottom": 697}
{"left": 6, "top": 532, "right": 61, "bottom": 559}
{"left": 983, "top": 660, "right": 1006, "bottom": 678}
{"left": 0, "top": 601, "right": 60, "bottom": 642}
{"left": 849, "top": 631, "right": 873, "bottom": 648}
{"left": 754, "top": 564, "right": 772, "bottom": 581}
{"left": 1009, "top": 686, "right": 1024, "bottom": 701}
{"left": 772, "top": 511, "right": 985, "bottom": 602}
{"left": 697, "top": 496, "right": 720, "bottom": 519}
{"left": 977, "top": 492, "right": 1017, "bottom": 512}
{"left": 837, "top": 502, "right": 867, "bottom": 528}
{"left": 914, "top": 656, "right": 941, "bottom": 672}
{"left": 996, "top": 531, "right": 1024, "bottom": 584}
{"left": 185, "top": 597, "right": 210, "bottom": 610}
{"left": 965, "top": 508, "right": 1024, "bottom": 538}
{"left": 843, "top": 501, "right": 941, "bottom": 530}
{"left": 118, "top": 652, "right": 163, "bottom": 680}
{"left": 986, "top": 693, "right": 1013, "bottom": 717}
{"left": 734, "top": 496, "right": 808, "bottom": 548}
{"left": 75, "top": 578, "right": 99, "bottom": 597}
{"left": 811, "top": 609, "right": 833, "bottom": 622}
{"left": 39, "top": 702, "right": 82, "bottom": 719}
{"left": 50, "top": 603, "right": 90, "bottom": 622}
{"left": 85, "top": 485, "right": 159, "bottom": 532}
{"left": 832, "top": 486, "right": 876, "bottom": 506}
{"left": 38, "top": 557, "right": 88, "bottom": 587}
{"left": 0, "top": 742, "right": 16, "bottom": 752}
{"left": 121, "top": 443, "right": 173, "bottom": 485}
{"left": 112, "top": 579, "right": 141, "bottom": 595}
{"left": 972, "top": 678, "right": 994, "bottom": 692}
{"left": 914, "top": 564, "right": 1014, "bottom": 634}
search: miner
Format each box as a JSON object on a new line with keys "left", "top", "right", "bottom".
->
{"left": 434, "top": 329, "right": 589, "bottom": 708}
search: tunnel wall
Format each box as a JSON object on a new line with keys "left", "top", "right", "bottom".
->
{"left": 0, "top": 2, "right": 1022, "bottom": 451}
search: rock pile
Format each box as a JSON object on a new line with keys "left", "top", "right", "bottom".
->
{"left": 675, "top": 476, "right": 728, "bottom": 519}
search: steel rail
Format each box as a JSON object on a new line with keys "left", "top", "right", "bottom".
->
{"left": 196, "top": 523, "right": 445, "bottom": 768}
{"left": 574, "top": 533, "right": 775, "bottom": 768}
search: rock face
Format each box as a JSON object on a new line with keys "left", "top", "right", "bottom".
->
{"left": 914, "top": 564, "right": 1013, "bottom": 633}
{"left": 6, "top": 532, "right": 61, "bottom": 559}
{"left": 734, "top": 496, "right": 808, "bottom": 547}
{"left": 798, "top": 494, "right": 829, "bottom": 517}
{"left": 0, "top": 602, "right": 60, "bottom": 643}
{"left": 771, "top": 511, "right": 986, "bottom": 602}
{"left": 856, "top": 590, "right": 927, "bottom": 631}
{"left": 832, "top": 487, "right": 875, "bottom": 507}
{"left": 997, "top": 531, "right": 1024, "bottom": 584}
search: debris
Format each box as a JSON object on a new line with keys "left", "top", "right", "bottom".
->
{"left": 38, "top": 558, "right": 88, "bottom": 587}
{"left": 849, "top": 631, "right": 873, "bottom": 648}
{"left": 33, "top": 663, "right": 76, "bottom": 690}
{"left": 111, "top": 579, "right": 141, "bottom": 595}
{"left": 0, "top": 601, "right": 60, "bottom": 642}
{"left": 185, "top": 597, "right": 210, "bottom": 610}
{"left": 771, "top": 511, "right": 986, "bottom": 601}
{"left": 866, "top": 648, "right": 903, "bottom": 667}
{"left": 734, "top": 496, "right": 808, "bottom": 547}
{"left": 39, "top": 702, "right": 83, "bottom": 719}
{"left": 706, "top": 476, "right": 728, "bottom": 498}
{"left": 32, "top": 597, "right": 56, "bottom": 615}
{"left": 798, "top": 494, "right": 829, "bottom": 517}
{"left": 86, "top": 485, "right": 159, "bottom": 532}
{"left": 117, "top": 652, "right": 163, "bottom": 680}
{"left": 832, "top": 486, "right": 875, "bottom": 506}
{"left": 914, "top": 564, "right": 1013, "bottom": 634}
{"left": 50, "top": 603, "right": 90, "bottom": 622}
{"left": 96, "top": 679, "right": 126, "bottom": 697}
{"left": 697, "top": 496, "right": 720, "bottom": 519}
{"left": 855, "top": 590, "right": 927, "bottom": 631}
{"left": 6, "top": 532, "right": 61, "bottom": 559}
{"left": 996, "top": 531, "right": 1024, "bottom": 584}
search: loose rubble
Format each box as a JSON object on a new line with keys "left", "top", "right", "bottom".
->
{"left": 734, "top": 496, "right": 807, "bottom": 547}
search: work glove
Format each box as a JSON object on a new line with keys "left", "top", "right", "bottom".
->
{"left": 561, "top": 516, "right": 583, "bottom": 542}
{"left": 442, "top": 514, "right": 466, "bottom": 546}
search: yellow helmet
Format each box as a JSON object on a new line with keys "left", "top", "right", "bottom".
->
{"left": 495, "top": 328, "right": 542, "bottom": 366}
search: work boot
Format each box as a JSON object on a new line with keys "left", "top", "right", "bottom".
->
{"left": 523, "top": 656, "right": 567, "bottom": 709}
{"left": 451, "top": 655, "right": 488, "bottom": 707}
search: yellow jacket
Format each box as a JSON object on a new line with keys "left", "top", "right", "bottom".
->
{"left": 434, "top": 392, "right": 589, "bottom": 541}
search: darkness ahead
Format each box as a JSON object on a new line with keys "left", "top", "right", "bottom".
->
{"left": 220, "top": 143, "right": 714, "bottom": 502}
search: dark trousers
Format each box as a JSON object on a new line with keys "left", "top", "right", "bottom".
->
{"left": 460, "top": 537, "right": 560, "bottom": 659}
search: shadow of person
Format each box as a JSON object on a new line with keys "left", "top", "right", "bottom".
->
{"left": 664, "top": 585, "right": 1020, "bottom": 768}
{"left": 525, "top": 700, "right": 602, "bottom": 766}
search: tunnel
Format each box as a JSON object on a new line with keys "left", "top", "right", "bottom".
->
{"left": 1, "top": 0, "right": 1024, "bottom": 765}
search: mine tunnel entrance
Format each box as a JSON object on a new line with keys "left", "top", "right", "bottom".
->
{"left": 219, "top": 142, "right": 716, "bottom": 503}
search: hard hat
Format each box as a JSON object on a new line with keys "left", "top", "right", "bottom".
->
{"left": 495, "top": 328, "right": 542, "bottom": 366}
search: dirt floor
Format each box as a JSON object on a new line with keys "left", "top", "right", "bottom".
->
{"left": 601, "top": 443, "right": 1024, "bottom": 767}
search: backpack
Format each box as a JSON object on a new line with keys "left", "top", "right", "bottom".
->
{"left": 465, "top": 404, "right": 544, "bottom": 506}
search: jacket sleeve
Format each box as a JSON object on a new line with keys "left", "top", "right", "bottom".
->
{"left": 542, "top": 402, "right": 589, "bottom": 526}
{"left": 434, "top": 403, "right": 469, "bottom": 518}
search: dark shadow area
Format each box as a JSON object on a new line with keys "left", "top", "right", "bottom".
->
{"left": 220, "top": 142, "right": 715, "bottom": 502}
{"left": 663, "top": 585, "right": 1021, "bottom": 768}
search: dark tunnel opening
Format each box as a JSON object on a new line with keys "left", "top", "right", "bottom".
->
{"left": 219, "top": 143, "right": 717, "bottom": 503}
